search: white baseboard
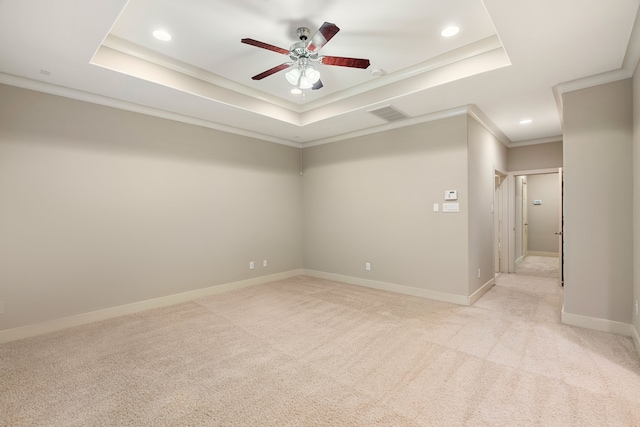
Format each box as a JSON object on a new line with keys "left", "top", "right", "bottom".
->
{"left": 469, "top": 277, "right": 495, "bottom": 306}
{"left": 561, "top": 305, "right": 633, "bottom": 337}
{"left": 303, "top": 269, "right": 469, "bottom": 306}
{"left": 527, "top": 251, "right": 559, "bottom": 257}
{"left": 0, "top": 269, "right": 303, "bottom": 344}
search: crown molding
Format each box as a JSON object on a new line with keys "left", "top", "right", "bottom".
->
{"left": 0, "top": 73, "right": 510, "bottom": 151}
{"left": 508, "top": 136, "right": 562, "bottom": 148}
{"left": 302, "top": 103, "right": 516, "bottom": 148}
{"left": 1, "top": 72, "right": 561, "bottom": 151}
{"left": 301, "top": 106, "right": 470, "bottom": 148}
{"left": 300, "top": 36, "right": 505, "bottom": 112}
{"left": 553, "top": 1, "right": 640, "bottom": 124}
{"left": 0, "top": 71, "right": 571, "bottom": 155}
{"left": 466, "top": 104, "right": 512, "bottom": 147}
{"left": 0, "top": 73, "right": 300, "bottom": 148}
{"left": 101, "top": 36, "right": 299, "bottom": 112}
{"left": 553, "top": 68, "right": 631, "bottom": 98}
{"left": 552, "top": 63, "right": 632, "bottom": 133}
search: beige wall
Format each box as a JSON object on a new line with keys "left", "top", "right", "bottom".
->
{"left": 2, "top": 78, "right": 636, "bottom": 338}
{"left": 633, "top": 68, "right": 640, "bottom": 336}
{"left": 508, "top": 141, "right": 563, "bottom": 171}
{"left": 0, "top": 84, "right": 303, "bottom": 331}
{"left": 467, "top": 116, "right": 508, "bottom": 293}
{"left": 302, "top": 114, "right": 506, "bottom": 299}
{"left": 562, "top": 79, "right": 633, "bottom": 324}
{"left": 526, "top": 173, "right": 560, "bottom": 254}
{"left": 303, "top": 116, "right": 470, "bottom": 297}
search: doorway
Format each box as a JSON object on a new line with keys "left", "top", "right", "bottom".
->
{"left": 522, "top": 178, "right": 528, "bottom": 260}
{"left": 494, "top": 170, "right": 508, "bottom": 274}
{"left": 507, "top": 168, "right": 563, "bottom": 283}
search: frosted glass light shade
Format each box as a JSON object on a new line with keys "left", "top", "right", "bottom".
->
{"left": 305, "top": 67, "right": 320, "bottom": 83}
{"left": 299, "top": 75, "right": 313, "bottom": 89}
{"left": 285, "top": 68, "right": 301, "bottom": 85}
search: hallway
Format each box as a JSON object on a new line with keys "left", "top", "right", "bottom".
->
{"left": 515, "top": 255, "right": 560, "bottom": 278}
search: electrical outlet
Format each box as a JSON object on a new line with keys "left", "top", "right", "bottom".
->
{"left": 249, "top": 261, "right": 255, "bottom": 270}
{"left": 263, "top": 259, "right": 268, "bottom": 267}
{"left": 365, "top": 262, "right": 371, "bottom": 271}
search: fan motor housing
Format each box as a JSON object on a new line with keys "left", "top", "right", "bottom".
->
{"left": 289, "top": 40, "right": 319, "bottom": 62}
{"left": 289, "top": 41, "right": 307, "bottom": 59}
{"left": 289, "top": 28, "right": 317, "bottom": 61}
{"left": 296, "top": 27, "right": 310, "bottom": 40}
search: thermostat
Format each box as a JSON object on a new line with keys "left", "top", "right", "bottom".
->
{"left": 445, "top": 190, "right": 458, "bottom": 200}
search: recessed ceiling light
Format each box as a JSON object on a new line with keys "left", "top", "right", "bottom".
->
{"left": 519, "top": 119, "right": 533, "bottom": 125}
{"left": 153, "top": 30, "right": 172, "bottom": 41}
{"left": 291, "top": 88, "right": 302, "bottom": 95}
{"left": 441, "top": 26, "right": 460, "bottom": 37}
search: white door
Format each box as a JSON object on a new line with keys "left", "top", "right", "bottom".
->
{"left": 557, "top": 168, "right": 564, "bottom": 285}
{"left": 522, "top": 179, "right": 528, "bottom": 258}
{"left": 494, "top": 172, "right": 506, "bottom": 273}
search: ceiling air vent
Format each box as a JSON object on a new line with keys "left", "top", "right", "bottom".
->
{"left": 368, "top": 105, "right": 409, "bottom": 122}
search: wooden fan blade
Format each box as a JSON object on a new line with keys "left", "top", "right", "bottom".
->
{"left": 321, "top": 56, "right": 370, "bottom": 69}
{"left": 251, "top": 63, "right": 291, "bottom": 80}
{"left": 241, "top": 38, "right": 290, "bottom": 55}
{"left": 312, "top": 79, "right": 323, "bottom": 90}
{"left": 307, "top": 22, "right": 340, "bottom": 52}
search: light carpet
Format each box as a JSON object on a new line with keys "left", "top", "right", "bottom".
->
{"left": 1, "top": 262, "right": 639, "bottom": 426}
{"left": 515, "top": 255, "right": 561, "bottom": 278}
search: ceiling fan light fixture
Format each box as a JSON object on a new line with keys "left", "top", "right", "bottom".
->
{"left": 286, "top": 65, "right": 320, "bottom": 89}
{"left": 242, "top": 22, "right": 367, "bottom": 91}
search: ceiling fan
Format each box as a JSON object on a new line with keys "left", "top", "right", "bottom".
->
{"left": 241, "top": 22, "right": 370, "bottom": 91}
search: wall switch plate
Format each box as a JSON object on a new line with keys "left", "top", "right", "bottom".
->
{"left": 365, "top": 262, "right": 371, "bottom": 271}
{"left": 477, "top": 269, "right": 481, "bottom": 278}
{"left": 442, "top": 203, "right": 460, "bottom": 213}
{"left": 433, "top": 203, "right": 439, "bottom": 212}
{"left": 249, "top": 261, "right": 255, "bottom": 270}
{"left": 635, "top": 300, "right": 638, "bottom": 316}
{"left": 263, "top": 260, "right": 268, "bottom": 267}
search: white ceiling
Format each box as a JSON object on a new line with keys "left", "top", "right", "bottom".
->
{"left": 1, "top": 0, "right": 639, "bottom": 147}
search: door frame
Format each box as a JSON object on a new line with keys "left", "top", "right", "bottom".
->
{"left": 558, "top": 167, "right": 564, "bottom": 286}
{"left": 507, "top": 167, "right": 561, "bottom": 273}
{"left": 494, "top": 169, "right": 508, "bottom": 274}
{"left": 522, "top": 178, "right": 528, "bottom": 259}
